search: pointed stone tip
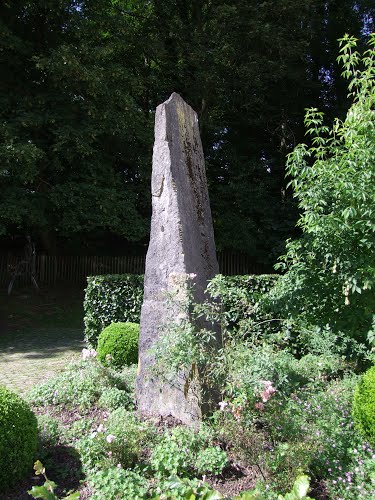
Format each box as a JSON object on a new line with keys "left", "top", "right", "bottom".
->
{"left": 166, "top": 92, "right": 184, "bottom": 104}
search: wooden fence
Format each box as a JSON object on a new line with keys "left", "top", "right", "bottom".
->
{"left": 0, "top": 253, "right": 271, "bottom": 289}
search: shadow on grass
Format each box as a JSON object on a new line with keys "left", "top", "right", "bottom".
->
{"left": 0, "top": 328, "right": 85, "bottom": 359}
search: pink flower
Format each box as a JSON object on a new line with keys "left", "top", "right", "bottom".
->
{"left": 255, "top": 402, "right": 265, "bottom": 411}
{"left": 231, "top": 404, "right": 243, "bottom": 421}
{"left": 259, "top": 380, "right": 276, "bottom": 402}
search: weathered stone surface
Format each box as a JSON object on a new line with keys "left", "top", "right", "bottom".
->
{"left": 136, "top": 93, "right": 220, "bottom": 426}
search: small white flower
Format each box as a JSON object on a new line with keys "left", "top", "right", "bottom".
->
{"left": 218, "top": 401, "right": 228, "bottom": 411}
{"left": 106, "top": 434, "right": 116, "bottom": 443}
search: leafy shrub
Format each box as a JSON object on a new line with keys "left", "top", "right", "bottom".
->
{"left": 104, "top": 407, "right": 154, "bottom": 468}
{"left": 37, "top": 414, "right": 62, "bottom": 448}
{"left": 88, "top": 467, "right": 147, "bottom": 500}
{"left": 77, "top": 408, "right": 154, "bottom": 473}
{"left": 65, "top": 418, "right": 94, "bottom": 442}
{"left": 151, "top": 425, "right": 227, "bottom": 478}
{"left": 207, "top": 274, "right": 279, "bottom": 332}
{"left": 98, "top": 386, "right": 133, "bottom": 410}
{"left": 152, "top": 476, "right": 222, "bottom": 499}
{"left": 195, "top": 447, "right": 228, "bottom": 476}
{"left": 28, "top": 358, "right": 131, "bottom": 410}
{"left": 97, "top": 322, "right": 139, "bottom": 368}
{"left": 352, "top": 365, "right": 375, "bottom": 445}
{"left": 269, "top": 34, "right": 375, "bottom": 344}
{"left": 84, "top": 274, "right": 144, "bottom": 346}
{"left": 0, "top": 386, "right": 38, "bottom": 489}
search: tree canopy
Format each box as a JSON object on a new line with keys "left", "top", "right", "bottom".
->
{"left": 1, "top": 0, "right": 373, "bottom": 258}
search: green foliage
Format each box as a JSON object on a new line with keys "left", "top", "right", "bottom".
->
{"left": 28, "top": 358, "right": 132, "bottom": 410}
{"left": 152, "top": 476, "right": 223, "bottom": 499}
{"left": 0, "top": 386, "right": 38, "bottom": 489}
{"left": 195, "top": 447, "right": 228, "bottom": 476}
{"left": 238, "top": 475, "right": 312, "bottom": 499}
{"left": 97, "top": 386, "right": 133, "bottom": 411}
{"left": 271, "top": 34, "right": 375, "bottom": 343}
{"left": 352, "top": 365, "right": 375, "bottom": 445}
{"left": 84, "top": 274, "right": 143, "bottom": 347}
{"left": 77, "top": 408, "right": 154, "bottom": 473}
{"left": 150, "top": 425, "right": 227, "bottom": 478}
{"left": 0, "top": 0, "right": 151, "bottom": 246}
{"left": 37, "top": 414, "right": 62, "bottom": 448}
{"left": 97, "top": 322, "right": 139, "bottom": 368}
{"left": 207, "top": 274, "right": 280, "bottom": 332}
{"left": 83, "top": 274, "right": 276, "bottom": 349}
{"left": 88, "top": 467, "right": 147, "bottom": 500}
{"left": 28, "top": 461, "right": 79, "bottom": 500}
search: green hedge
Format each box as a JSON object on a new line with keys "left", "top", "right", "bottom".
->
{"left": 84, "top": 273, "right": 279, "bottom": 346}
{"left": 84, "top": 274, "right": 144, "bottom": 347}
{"left": 207, "top": 274, "right": 280, "bottom": 330}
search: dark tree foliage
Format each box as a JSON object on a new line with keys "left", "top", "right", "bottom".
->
{"left": 0, "top": 0, "right": 373, "bottom": 260}
{"left": 0, "top": 0, "right": 152, "bottom": 253}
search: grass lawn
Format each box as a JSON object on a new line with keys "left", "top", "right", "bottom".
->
{"left": 0, "top": 285, "right": 85, "bottom": 394}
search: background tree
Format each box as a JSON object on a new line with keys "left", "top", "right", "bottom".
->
{"left": 0, "top": 0, "right": 152, "bottom": 254}
{"left": 0, "top": 0, "right": 373, "bottom": 261}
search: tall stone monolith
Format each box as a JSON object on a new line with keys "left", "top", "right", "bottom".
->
{"left": 136, "top": 93, "right": 220, "bottom": 426}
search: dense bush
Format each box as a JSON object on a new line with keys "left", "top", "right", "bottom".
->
{"left": 84, "top": 274, "right": 144, "bottom": 347}
{"left": 150, "top": 425, "right": 227, "bottom": 478}
{"left": 88, "top": 468, "right": 147, "bottom": 500}
{"left": 207, "top": 274, "right": 279, "bottom": 331}
{"left": 77, "top": 408, "right": 155, "bottom": 473}
{"left": 0, "top": 386, "right": 38, "bottom": 489}
{"left": 97, "top": 322, "right": 139, "bottom": 368}
{"left": 353, "top": 365, "right": 375, "bottom": 446}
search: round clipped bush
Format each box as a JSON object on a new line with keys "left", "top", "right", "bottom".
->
{"left": 352, "top": 366, "right": 375, "bottom": 445}
{"left": 0, "top": 386, "right": 38, "bottom": 489}
{"left": 97, "top": 322, "right": 139, "bottom": 369}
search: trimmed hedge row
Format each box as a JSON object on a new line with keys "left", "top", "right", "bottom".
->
{"left": 84, "top": 274, "right": 143, "bottom": 346}
{"left": 84, "top": 273, "right": 279, "bottom": 347}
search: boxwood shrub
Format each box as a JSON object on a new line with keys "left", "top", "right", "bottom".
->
{"left": 84, "top": 273, "right": 278, "bottom": 346}
{"left": 97, "top": 322, "right": 139, "bottom": 369}
{"left": 84, "top": 274, "right": 143, "bottom": 347}
{"left": 0, "top": 386, "right": 38, "bottom": 490}
{"left": 352, "top": 365, "right": 375, "bottom": 445}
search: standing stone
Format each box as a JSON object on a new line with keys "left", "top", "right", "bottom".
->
{"left": 136, "top": 93, "right": 220, "bottom": 426}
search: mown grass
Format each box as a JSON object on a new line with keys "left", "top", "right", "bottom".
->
{"left": 0, "top": 286, "right": 85, "bottom": 394}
